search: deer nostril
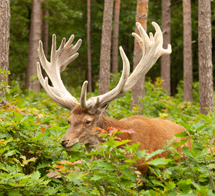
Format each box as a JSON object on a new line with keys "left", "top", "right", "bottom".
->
{"left": 61, "top": 140, "right": 69, "bottom": 147}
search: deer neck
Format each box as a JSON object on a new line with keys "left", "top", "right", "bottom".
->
{"left": 97, "top": 114, "right": 120, "bottom": 131}
{"left": 85, "top": 115, "right": 120, "bottom": 153}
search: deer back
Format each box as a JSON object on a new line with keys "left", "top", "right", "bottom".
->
{"left": 98, "top": 115, "right": 191, "bottom": 176}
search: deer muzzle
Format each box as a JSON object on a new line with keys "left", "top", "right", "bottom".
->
{"left": 61, "top": 140, "right": 69, "bottom": 147}
{"left": 61, "top": 138, "right": 79, "bottom": 148}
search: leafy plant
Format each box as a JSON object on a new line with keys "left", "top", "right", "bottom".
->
{"left": 1, "top": 80, "right": 215, "bottom": 195}
{"left": 0, "top": 69, "right": 10, "bottom": 94}
{"left": 46, "top": 127, "right": 171, "bottom": 195}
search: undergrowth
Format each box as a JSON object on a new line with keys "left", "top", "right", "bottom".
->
{"left": 0, "top": 72, "right": 215, "bottom": 195}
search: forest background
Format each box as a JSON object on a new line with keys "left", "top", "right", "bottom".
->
{"left": 5, "top": 0, "right": 215, "bottom": 106}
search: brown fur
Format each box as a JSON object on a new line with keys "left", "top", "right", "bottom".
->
{"left": 98, "top": 114, "right": 191, "bottom": 176}
{"left": 73, "top": 106, "right": 89, "bottom": 116}
{"left": 63, "top": 105, "right": 191, "bottom": 176}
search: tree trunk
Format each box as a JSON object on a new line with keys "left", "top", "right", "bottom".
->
{"left": 0, "top": 0, "right": 10, "bottom": 96}
{"left": 131, "top": 0, "right": 148, "bottom": 108}
{"left": 43, "top": 0, "right": 49, "bottom": 56}
{"left": 26, "top": 0, "right": 42, "bottom": 92}
{"left": 198, "top": 0, "right": 214, "bottom": 115}
{"left": 112, "top": 0, "right": 121, "bottom": 74}
{"left": 99, "top": 0, "right": 114, "bottom": 95}
{"left": 87, "top": 0, "right": 92, "bottom": 92}
{"left": 161, "top": 0, "right": 171, "bottom": 95}
{"left": 183, "top": 0, "right": 193, "bottom": 102}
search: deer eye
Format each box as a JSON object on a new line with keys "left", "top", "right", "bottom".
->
{"left": 86, "top": 121, "right": 91, "bottom": 125}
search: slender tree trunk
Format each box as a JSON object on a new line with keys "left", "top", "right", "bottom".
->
{"left": 43, "top": 0, "right": 49, "bottom": 56}
{"left": 87, "top": 0, "right": 92, "bottom": 92}
{"left": 161, "top": 0, "right": 171, "bottom": 95}
{"left": 26, "top": 0, "right": 42, "bottom": 92}
{"left": 0, "top": 0, "right": 10, "bottom": 96}
{"left": 99, "top": 0, "right": 114, "bottom": 95}
{"left": 112, "top": 0, "right": 121, "bottom": 74}
{"left": 183, "top": 0, "right": 193, "bottom": 102}
{"left": 198, "top": 0, "right": 214, "bottom": 115}
{"left": 131, "top": 0, "right": 148, "bottom": 108}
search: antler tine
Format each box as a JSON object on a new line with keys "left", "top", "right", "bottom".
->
{"left": 37, "top": 34, "right": 81, "bottom": 111}
{"left": 80, "top": 22, "right": 171, "bottom": 114}
{"left": 37, "top": 62, "right": 78, "bottom": 110}
{"left": 57, "top": 35, "right": 83, "bottom": 72}
{"left": 80, "top": 81, "right": 89, "bottom": 110}
{"left": 80, "top": 47, "right": 130, "bottom": 113}
{"left": 151, "top": 22, "right": 171, "bottom": 55}
{"left": 122, "top": 22, "right": 172, "bottom": 93}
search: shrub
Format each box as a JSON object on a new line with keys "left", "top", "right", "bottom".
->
{"left": 0, "top": 77, "right": 215, "bottom": 195}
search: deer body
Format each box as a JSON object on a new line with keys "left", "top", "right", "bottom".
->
{"left": 37, "top": 22, "right": 191, "bottom": 176}
{"left": 62, "top": 105, "right": 191, "bottom": 176}
{"left": 114, "top": 115, "right": 190, "bottom": 175}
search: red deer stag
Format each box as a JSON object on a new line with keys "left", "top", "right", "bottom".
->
{"left": 37, "top": 22, "right": 191, "bottom": 176}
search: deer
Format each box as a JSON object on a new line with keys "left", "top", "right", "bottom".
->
{"left": 36, "top": 22, "right": 191, "bottom": 176}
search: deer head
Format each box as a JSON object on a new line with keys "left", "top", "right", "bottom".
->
{"left": 37, "top": 22, "right": 171, "bottom": 150}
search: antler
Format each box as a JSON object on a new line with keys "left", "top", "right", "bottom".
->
{"left": 80, "top": 22, "right": 171, "bottom": 114}
{"left": 37, "top": 34, "right": 82, "bottom": 111}
{"left": 37, "top": 22, "right": 171, "bottom": 114}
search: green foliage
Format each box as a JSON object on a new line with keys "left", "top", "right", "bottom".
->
{"left": 0, "top": 69, "right": 10, "bottom": 93}
{"left": 0, "top": 79, "right": 69, "bottom": 195}
{"left": 140, "top": 78, "right": 200, "bottom": 122}
{"left": 141, "top": 113, "right": 215, "bottom": 196}
{"left": 108, "top": 77, "right": 200, "bottom": 123}
{"left": 0, "top": 80, "right": 215, "bottom": 195}
{"left": 6, "top": 0, "right": 215, "bottom": 194}
{"left": 47, "top": 129, "right": 144, "bottom": 195}
{"left": 0, "top": 103, "right": 68, "bottom": 195}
